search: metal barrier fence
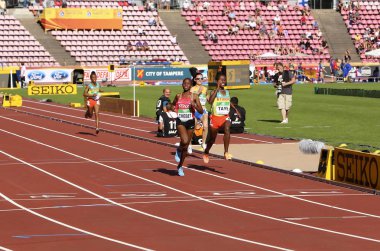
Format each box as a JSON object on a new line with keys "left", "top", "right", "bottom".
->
{"left": 314, "top": 87, "right": 380, "bottom": 98}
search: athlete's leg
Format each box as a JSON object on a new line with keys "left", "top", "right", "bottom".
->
{"left": 201, "top": 113, "right": 208, "bottom": 149}
{"left": 94, "top": 104, "right": 100, "bottom": 133}
{"left": 223, "top": 119, "right": 231, "bottom": 155}
{"left": 203, "top": 126, "right": 218, "bottom": 163}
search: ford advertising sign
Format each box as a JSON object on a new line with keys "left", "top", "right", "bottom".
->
{"left": 27, "top": 71, "right": 46, "bottom": 81}
{"left": 25, "top": 69, "right": 73, "bottom": 83}
{"left": 50, "top": 70, "right": 70, "bottom": 81}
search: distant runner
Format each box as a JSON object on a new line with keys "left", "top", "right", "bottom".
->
{"left": 84, "top": 71, "right": 102, "bottom": 134}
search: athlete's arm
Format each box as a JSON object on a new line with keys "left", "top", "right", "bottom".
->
{"left": 192, "top": 95, "right": 203, "bottom": 114}
{"left": 172, "top": 94, "right": 179, "bottom": 107}
{"left": 83, "top": 85, "right": 94, "bottom": 98}
{"left": 208, "top": 88, "right": 218, "bottom": 105}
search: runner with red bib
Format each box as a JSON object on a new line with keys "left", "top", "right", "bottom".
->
{"left": 172, "top": 78, "right": 203, "bottom": 176}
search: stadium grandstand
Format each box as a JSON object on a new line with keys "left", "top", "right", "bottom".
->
{"left": 0, "top": 14, "right": 58, "bottom": 67}
{"left": 339, "top": 0, "right": 380, "bottom": 62}
{"left": 0, "top": 0, "right": 378, "bottom": 67}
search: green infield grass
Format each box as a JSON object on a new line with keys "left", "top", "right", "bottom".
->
{"left": 2, "top": 82, "right": 380, "bottom": 150}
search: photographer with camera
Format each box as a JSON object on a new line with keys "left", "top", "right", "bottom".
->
{"left": 273, "top": 63, "right": 296, "bottom": 124}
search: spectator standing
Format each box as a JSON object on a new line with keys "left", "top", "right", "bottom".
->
{"left": 273, "top": 63, "right": 296, "bottom": 124}
{"left": 170, "top": 34, "right": 178, "bottom": 45}
{"left": 0, "top": 0, "right": 7, "bottom": 14}
{"left": 183, "top": 0, "right": 190, "bottom": 10}
{"left": 20, "top": 62, "right": 26, "bottom": 88}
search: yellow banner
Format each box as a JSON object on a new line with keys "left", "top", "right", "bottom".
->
{"left": 334, "top": 148, "right": 380, "bottom": 190}
{"left": 28, "top": 84, "right": 77, "bottom": 95}
{"left": 40, "top": 8, "right": 123, "bottom": 30}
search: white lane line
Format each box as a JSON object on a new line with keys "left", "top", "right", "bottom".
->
{"left": 0, "top": 193, "right": 152, "bottom": 251}
{"left": 29, "top": 195, "right": 76, "bottom": 199}
{"left": 23, "top": 100, "right": 158, "bottom": 124}
{"left": 213, "top": 192, "right": 256, "bottom": 196}
{"left": 0, "top": 194, "right": 373, "bottom": 214}
{"left": 1, "top": 193, "right": 372, "bottom": 204}
{"left": 0, "top": 150, "right": 290, "bottom": 251}
{"left": 22, "top": 100, "right": 276, "bottom": 143}
{"left": 22, "top": 105, "right": 151, "bottom": 133}
{"left": 0, "top": 158, "right": 214, "bottom": 166}
{"left": 0, "top": 246, "right": 12, "bottom": 251}
{"left": 284, "top": 216, "right": 368, "bottom": 221}
{"left": 1, "top": 115, "right": 378, "bottom": 220}
{"left": 299, "top": 191, "right": 343, "bottom": 194}
{"left": 17, "top": 193, "right": 77, "bottom": 196}
{"left": 1, "top": 128, "right": 380, "bottom": 244}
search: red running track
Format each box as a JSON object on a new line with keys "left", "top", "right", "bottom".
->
{"left": 0, "top": 104, "right": 380, "bottom": 250}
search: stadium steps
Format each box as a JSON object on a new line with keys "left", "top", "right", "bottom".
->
{"left": 159, "top": 10, "right": 211, "bottom": 64}
{"left": 9, "top": 8, "right": 77, "bottom": 66}
{"left": 312, "top": 9, "right": 360, "bottom": 62}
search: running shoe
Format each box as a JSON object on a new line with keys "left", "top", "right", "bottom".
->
{"left": 177, "top": 166, "right": 185, "bottom": 176}
{"left": 202, "top": 143, "right": 207, "bottom": 151}
{"left": 187, "top": 144, "right": 193, "bottom": 154}
{"left": 96, "top": 128, "right": 100, "bottom": 134}
{"left": 84, "top": 110, "right": 91, "bottom": 118}
{"left": 203, "top": 154, "right": 209, "bottom": 164}
{"left": 175, "top": 148, "right": 181, "bottom": 163}
{"left": 224, "top": 152, "right": 233, "bottom": 160}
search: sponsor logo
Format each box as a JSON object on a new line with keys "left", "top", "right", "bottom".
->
{"left": 335, "top": 149, "right": 380, "bottom": 189}
{"left": 28, "top": 84, "right": 77, "bottom": 95}
{"left": 59, "top": 11, "right": 64, "bottom": 17}
{"left": 50, "top": 70, "right": 69, "bottom": 81}
{"left": 137, "top": 69, "right": 144, "bottom": 79}
{"left": 27, "top": 71, "right": 46, "bottom": 81}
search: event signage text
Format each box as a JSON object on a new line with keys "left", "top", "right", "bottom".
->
{"left": 28, "top": 84, "right": 77, "bottom": 95}
{"left": 84, "top": 68, "right": 131, "bottom": 82}
{"left": 334, "top": 148, "right": 380, "bottom": 190}
{"left": 39, "top": 8, "right": 122, "bottom": 30}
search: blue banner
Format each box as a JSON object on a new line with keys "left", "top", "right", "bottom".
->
{"left": 133, "top": 66, "right": 208, "bottom": 83}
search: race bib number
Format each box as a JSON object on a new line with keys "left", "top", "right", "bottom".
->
{"left": 199, "top": 96, "right": 207, "bottom": 106}
{"left": 215, "top": 101, "right": 230, "bottom": 115}
{"left": 178, "top": 110, "right": 192, "bottom": 121}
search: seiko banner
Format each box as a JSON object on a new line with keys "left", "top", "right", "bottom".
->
{"left": 28, "top": 84, "right": 77, "bottom": 95}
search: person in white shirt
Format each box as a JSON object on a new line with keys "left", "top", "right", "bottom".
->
{"left": 203, "top": 1, "right": 210, "bottom": 10}
{"left": 137, "top": 26, "right": 145, "bottom": 35}
{"left": 20, "top": 62, "right": 26, "bottom": 88}
{"left": 182, "top": 0, "right": 190, "bottom": 10}
{"left": 170, "top": 34, "right": 177, "bottom": 45}
{"left": 273, "top": 14, "right": 281, "bottom": 25}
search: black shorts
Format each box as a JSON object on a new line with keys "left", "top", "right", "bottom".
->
{"left": 176, "top": 118, "right": 195, "bottom": 130}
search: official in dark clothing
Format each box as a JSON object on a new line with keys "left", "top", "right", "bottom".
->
{"left": 229, "top": 97, "right": 246, "bottom": 133}
{"left": 273, "top": 63, "right": 296, "bottom": 124}
{"left": 156, "top": 88, "right": 171, "bottom": 134}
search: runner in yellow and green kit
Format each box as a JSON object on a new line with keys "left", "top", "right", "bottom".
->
{"left": 203, "top": 73, "right": 232, "bottom": 163}
{"left": 190, "top": 72, "right": 208, "bottom": 150}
